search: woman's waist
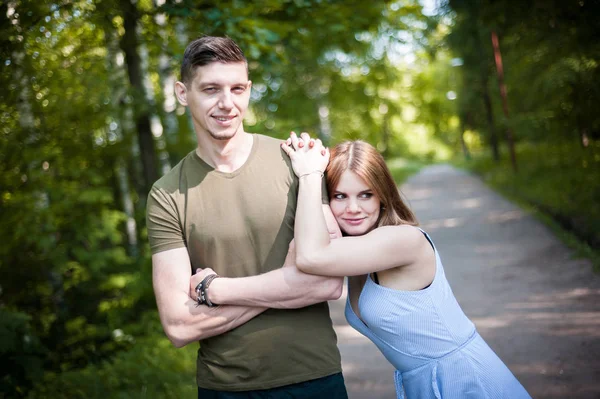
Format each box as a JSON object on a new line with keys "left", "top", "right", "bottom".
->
{"left": 378, "top": 328, "right": 481, "bottom": 372}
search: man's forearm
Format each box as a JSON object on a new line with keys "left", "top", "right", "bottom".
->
{"left": 161, "top": 293, "right": 267, "bottom": 347}
{"left": 152, "top": 248, "right": 267, "bottom": 348}
{"left": 208, "top": 267, "right": 342, "bottom": 309}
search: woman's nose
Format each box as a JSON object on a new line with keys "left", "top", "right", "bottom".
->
{"left": 346, "top": 200, "right": 360, "bottom": 213}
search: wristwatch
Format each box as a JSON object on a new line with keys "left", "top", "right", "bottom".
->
{"left": 195, "top": 274, "right": 220, "bottom": 307}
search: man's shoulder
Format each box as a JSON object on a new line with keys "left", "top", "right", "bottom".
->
{"left": 151, "top": 150, "right": 195, "bottom": 193}
{"left": 253, "top": 133, "right": 291, "bottom": 165}
{"left": 254, "top": 133, "right": 284, "bottom": 150}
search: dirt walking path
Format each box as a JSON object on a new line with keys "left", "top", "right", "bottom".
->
{"left": 331, "top": 164, "right": 600, "bottom": 399}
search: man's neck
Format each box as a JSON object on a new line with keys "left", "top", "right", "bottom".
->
{"left": 196, "top": 131, "right": 254, "bottom": 173}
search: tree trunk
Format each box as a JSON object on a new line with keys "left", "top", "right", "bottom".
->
{"left": 491, "top": 31, "right": 518, "bottom": 172}
{"left": 154, "top": 0, "right": 182, "bottom": 166}
{"left": 459, "top": 112, "right": 471, "bottom": 161}
{"left": 139, "top": 42, "right": 171, "bottom": 175}
{"left": 119, "top": 0, "right": 158, "bottom": 194}
{"left": 481, "top": 77, "right": 500, "bottom": 162}
{"left": 106, "top": 29, "right": 139, "bottom": 256}
{"left": 474, "top": 25, "right": 499, "bottom": 162}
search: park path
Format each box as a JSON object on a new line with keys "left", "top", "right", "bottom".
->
{"left": 331, "top": 164, "right": 600, "bottom": 399}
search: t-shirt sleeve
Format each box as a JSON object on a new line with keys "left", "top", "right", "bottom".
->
{"left": 146, "top": 185, "right": 186, "bottom": 254}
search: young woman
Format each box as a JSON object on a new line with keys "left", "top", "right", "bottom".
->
{"left": 281, "top": 133, "right": 531, "bottom": 399}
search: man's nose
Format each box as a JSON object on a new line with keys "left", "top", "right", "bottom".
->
{"left": 218, "top": 91, "right": 234, "bottom": 109}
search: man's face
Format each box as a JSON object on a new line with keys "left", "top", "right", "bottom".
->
{"left": 175, "top": 62, "right": 251, "bottom": 141}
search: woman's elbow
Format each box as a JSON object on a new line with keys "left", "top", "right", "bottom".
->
{"left": 296, "top": 253, "right": 321, "bottom": 274}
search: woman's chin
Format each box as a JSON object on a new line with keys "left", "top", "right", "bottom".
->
{"left": 341, "top": 225, "right": 368, "bottom": 236}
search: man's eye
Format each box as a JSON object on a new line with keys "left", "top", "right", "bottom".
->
{"left": 233, "top": 86, "right": 246, "bottom": 93}
{"left": 204, "top": 87, "right": 217, "bottom": 93}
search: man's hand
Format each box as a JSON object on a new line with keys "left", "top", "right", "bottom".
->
{"left": 189, "top": 267, "right": 218, "bottom": 302}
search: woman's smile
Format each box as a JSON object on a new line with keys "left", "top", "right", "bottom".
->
{"left": 330, "top": 170, "right": 381, "bottom": 236}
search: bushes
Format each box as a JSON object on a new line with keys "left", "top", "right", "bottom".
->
{"left": 27, "top": 333, "right": 197, "bottom": 399}
{"left": 0, "top": 310, "right": 45, "bottom": 397}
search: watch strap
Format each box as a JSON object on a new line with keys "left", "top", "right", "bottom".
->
{"left": 195, "top": 274, "right": 220, "bottom": 307}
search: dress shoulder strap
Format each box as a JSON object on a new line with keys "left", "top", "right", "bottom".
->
{"left": 416, "top": 227, "right": 436, "bottom": 252}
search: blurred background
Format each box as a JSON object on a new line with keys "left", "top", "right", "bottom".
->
{"left": 1, "top": 0, "right": 599, "bottom": 397}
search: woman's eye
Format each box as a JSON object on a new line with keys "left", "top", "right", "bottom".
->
{"left": 360, "top": 193, "right": 373, "bottom": 199}
{"left": 333, "top": 194, "right": 345, "bottom": 200}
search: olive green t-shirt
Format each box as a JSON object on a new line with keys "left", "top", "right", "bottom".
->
{"left": 146, "top": 134, "right": 341, "bottom": 391}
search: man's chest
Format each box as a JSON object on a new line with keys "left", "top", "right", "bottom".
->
{"left": 181, "top": 171, "right": 296, "bottom": 274}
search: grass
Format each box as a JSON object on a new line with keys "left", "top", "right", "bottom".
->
{"left": 454, "top": 140, "right": 600, "bottom": 271}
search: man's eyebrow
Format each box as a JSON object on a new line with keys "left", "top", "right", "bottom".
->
{"left": 197, "top": 81, "right": 219, "bottom": 88}
{"left": 197, "top": 81, "right": 248, "bottom": 87}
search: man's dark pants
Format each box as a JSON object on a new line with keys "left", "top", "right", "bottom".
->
{"left": 197, "top": 372, "right": 348, "bottom": 399}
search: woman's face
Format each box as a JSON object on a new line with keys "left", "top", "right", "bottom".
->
{"left": 329, "top": 170, "right": 381, "bottom": 236}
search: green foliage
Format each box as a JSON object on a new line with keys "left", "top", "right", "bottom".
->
{"left": 0, "top": 310, "right": 46, "bottom": 397}
{"left": 3, "top": 0, "right": 598, "bottom": 397}
{"left": 443, "top": 0, "right": 600, "bottom": 148}
{"left": 1, "top": 2, "right": 155, "bottom": 395}
{"left": 27, "top": 332, "right": 197, "bottom": 399}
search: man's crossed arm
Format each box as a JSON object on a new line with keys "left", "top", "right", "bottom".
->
{"left": 152, "top": 205, "right": 342, "bottom": 348}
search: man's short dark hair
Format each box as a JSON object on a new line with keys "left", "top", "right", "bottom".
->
{"left": 180, "top": 36, "right": 247, "bottom": 84}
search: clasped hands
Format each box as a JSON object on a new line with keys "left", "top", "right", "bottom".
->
{"left": 281, "top": 131, "right": 329, "bottom": 178}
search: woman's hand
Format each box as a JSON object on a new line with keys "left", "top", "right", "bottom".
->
{"left": 281, "top": 131, "right": 329, "bottom": 178}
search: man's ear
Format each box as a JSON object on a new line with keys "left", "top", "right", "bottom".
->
{"left": 174, "top": 81, "right": 188, "bottom": 106}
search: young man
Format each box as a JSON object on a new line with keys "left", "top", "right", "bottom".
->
{"left": 146, "top": 36, "right": 347, "bottom": 398}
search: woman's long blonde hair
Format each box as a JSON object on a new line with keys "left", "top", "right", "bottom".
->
{"left": 326, "top": 140, "right": 418, "bottom": 228}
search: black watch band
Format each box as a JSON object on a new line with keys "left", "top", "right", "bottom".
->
{"left": 195, "top": 274, "right": 220, "bottom": 307}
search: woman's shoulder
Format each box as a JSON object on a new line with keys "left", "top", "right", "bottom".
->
{"left": 371, "top": 225, "right": 432, "bottom": 255}
{"left": 375, "top": 224, "right": 424, "bottom": 239}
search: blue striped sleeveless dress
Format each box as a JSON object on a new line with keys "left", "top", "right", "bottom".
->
{"left": 345, "top": 230, "right": 531, "bottom": 398}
